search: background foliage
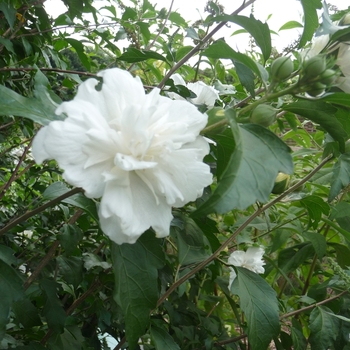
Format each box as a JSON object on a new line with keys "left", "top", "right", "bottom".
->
{"left": 1, "top": 0, "right": 350, "bottom": 349}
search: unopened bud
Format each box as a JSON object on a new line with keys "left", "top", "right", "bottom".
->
{"left": 306, "top": 82, "right": 326, "bottom": 97}
{"left": 271, "top": 172, "right": 290, "bottom": 194}
{"left": 320, "top": 69, "right": 337, "bottom": 86}
{"left": 339, "top": 13, "right": 350, "bottom": 26}
{"left": 250, "top": 104, "right": 277, "bottom": 127}
{"left": 270, "top": 57, "right": 294, "bottom": 82}
{"left": 303, "top": 55, "right": 327, "bottom": 80}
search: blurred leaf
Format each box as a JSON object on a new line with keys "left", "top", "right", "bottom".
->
{"left": 300, "top": 195, "right": 330, "bottom": 229}
{"left": 309, "top": 306, "right": 339, "bottom": 349}
{"left": 329, "top": 154, "right": 350, "bottom": 201}
{"left": 13, "top": 298, "right": 42, "bottom": 328}
{"left": 65, "top": 38, "right": 91, "bottom": 70}
{"left": 232, "top": 267, "right": 280, "bottom": 350}
{"left": 117, "top": 48, "right": 168, "bottom": 63}
{"left": 56, "top": 256, "right": 83, "bottom": 288}
{"left": 279, "top": 21, "right": 303, "bottom": 31}
{"left": 169, "top": 12, "right": 187, "bottom": 27}
{"left": 291, "top": 319, "right": 308, "bottom": 350}
{"left": 0, "top": 260, "right": 24, "bottom": 338}
{"left": 0, "top": 1, "right": 16, "bottom": 29}
{"left": 185, "top": 27, "right": 199, "bottom": 40}
{"left": 62, "top": 0, "right": 83, "bottom": 19}
{"left": 195, "top": 109, "right": 293, "bottom": 216}
{"left": 298, "top": 0, "right": 322, "bottom": 48}
{"left": 321, "top": 93, "right": 350, "bottom": 108}
{"left": 213, "top": 14, "right": 271, "bottom": 62}
{"left": 303, "top": 231, "right": 326, "bottom": 259}
{"left": 329, "top": 243, "right": 350, "bottom": 268}
{"left": 111, "top": 232, "right": 165, "bottom": 350}
{"left": 151, "top": 325, "right": 180, "bottom": 350}
{"left": 47, "top": 326, "right": 84, "bottom": 350}
{"left": 283, "top": 100, "right": 348, "bottom": 152}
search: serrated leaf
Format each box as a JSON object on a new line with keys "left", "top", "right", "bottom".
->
{"left": 111, "top": 232, "right": 165, "bottom": 350}
{"left": 298, "top": 0, "right": 322, "bottom": 48}
{"left": 212, "top": 14, "right": 271, "bottom": 62}
{"left": 309, "top": 306, "right": 339, "bottom": 349}
{"left": 0, "top": 260, "right": 24, "bottom": 338}
{"left": 0, "top": 85, "right": 61, "bottom": 126}
{"left": 232, "top": 267, "right": 280, "bottom": 350}
{"left": 329, "top": 154, "right": 350, "bottom": 201}
{"left": 151, "top": 325, "right": 180, "bottom": 350}
{"left": 56, "top": 256, "right": 83, "bottom": 288}
{"left": 117, "top": 47, "right": 167, "bottom": 63}
{"left": 283, "top": 100, "right": 348, "bottom": 152}
{"left": 303, "top": 231, "right": 327, "bottom": 259}
{"left": 195, "top": 110, "right": 293, "bottom": 217}
{"left": 300, "top": 195, "right": 330, "bottom": 229}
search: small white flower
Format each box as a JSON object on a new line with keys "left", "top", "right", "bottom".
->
{"left": 32, "top": 68, "right": 213, "bottom": 245}
{"left": 167, "top": 74, "right": 219, "bottom": 108}
{"left": 228, "top": 247, "right": 265, "bottom": 289}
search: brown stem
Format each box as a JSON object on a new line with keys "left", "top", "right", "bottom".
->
{"left": 0, "top": 67, "right": 97, "bottom": 77}
{"left": 157, "top": 0, "right": 257, "bottom": 89}
{"left": 156, "top": 155, "right": 333, "bottom": 307}
{"left": 0, "top": 187, "right": 83, "bottom": 236}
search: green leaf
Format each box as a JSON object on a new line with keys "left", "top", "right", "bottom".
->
{"left": 303, "top": 231, "right": 327, "bottom": 259}
{"left": 0, "top": 1, "right": 16, "bottom": 29}
{"left": 117, "top": 47, "right": 168, "bottom": 63}
{"left": 0, "top": 85, "right": 61, "bottom": 126}
{"left": 62, "top": 0, "right": 83, "bottom": 19}
{"left": 171, "top": 212, "right": 210, "bottom": 266}
{"left": 279, "top": 21, "right": 303, "bottom": 31}
{"left": 291, "top": 319, "right": 308, "bottom": 350}
{"left": 330, "top": 202, "right": 350, "bottom": 232}
{"left": 194, "top": 110, "right": 293, "bottom": 216}
{"left": 298, "top": 0, "right": 322, "bottom": 48}
{"left": 65, "top": 38, "right": 91, "bottom": 70}
{"left": 0, "top": 37, "right": 15, "bottom": 53}
{"left": 212, "top": 14, "right": 271, "bottom": 62}
{"left": 169, "top": 12, "right": 187, "bottom": 27}
{"left": 321, "top": 93, "right": 350, "bottom": 108}
{"left": 309, "top": 306, "right": 339, "bottom": 349}
{"left": 151, "top": 325, "right": 180, "bottom": 350}
{"left": 329, "top": 243, "right": 350, "bottom": 268}
{"left": 56, "top": 256, "right": 83, "bottom": 288}
{"left": 185, "top": 27, "right": 199, "bottom": 40}
{"left": 0, "top": 260, "right": 24, "bottom": 339}
{"left": 111, "top": 232, "right": 165, "bottom": 350}
{"left": 300, "top": 195, "right": 330, "bottom": 229}
{"left": 232, "top": 267, "right": 280, "bottom": 350}
{"left": 13, "top": 298, "right": 42, "bottom": 328}
{"left": 329, "top": 154, "right": 350, "bottom": 201}
{"left": 283, "top": 100, "right": 348, "bottom": 152}
{"left": 58, "top": 224, "right": 84, "bottom": 256}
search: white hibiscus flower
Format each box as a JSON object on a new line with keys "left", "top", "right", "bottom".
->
{"left": 32, "top": 68, "right": 213, "bottom": 245}
{"left": 228, "top": 247, "right": 265, "bottom": 289}
{"left": 167, "top": 74, "right": 219, "bottom": 108}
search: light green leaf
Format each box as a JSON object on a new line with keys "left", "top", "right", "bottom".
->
{"left": 111, "top": 232, "right": 165, "bottom": 350}
{"left": 185, "top": 27, "right": 199, "bottom": 40}
{"left": 300, "top": 195, "right": 330, "bottom": 229}
{"left": 279, "top": 21, "right": 303, "bottom": 31}
{"left": 232, "top": 267, "right": 280, "bottom": 350}
{"left": 151, "top": 325, "right": 180, "bottom": 350}
{"left": 298, "top": 0, "right": 322, "bottom": 48}
{"left": 0, "top": 85, "right": 61, "bottom": 126}
{"left": 195, "top": 109, "right": 293, "bottom": 217}
{"left": 303, "top": 231, "right": 327, "bottom": 259}
{"left": 117, "top": 47, "right": 168, "bottom": 63}
{"left": 329, "top": 154, "right": 350, "bottom": 201}
{"left": 283, "top": 100, "right": 348, "bottom": 152}
{"left": 309, "top": 306, "right": 339, "bottom": 349}
{"left": 212, "top": 14, "right": 271, "bottom": 62}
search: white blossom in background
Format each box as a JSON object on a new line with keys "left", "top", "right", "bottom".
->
{"left": 167, "top": 74, "right": 219, "bottom": 108}
{"left": 228, "top": 247, "right": 265, "bottom": 289}
{"left": 32, "top": 68, "right": 213, "bottom": 245}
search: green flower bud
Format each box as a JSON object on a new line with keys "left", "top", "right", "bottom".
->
{"left": 345, "top": 140, "right": 350, "bottom": 154}
{"left": 271, "top": 172, "right": 290, "bottom": 194}
{"left": 320, "top": 69, "right": 337, "bottom": 86}
{"left": 303, "top": 55, "right": 327, "bottom": 80}
{"left": 250, "top": 104, "right": 277, "bottom": 127}
{"left": 306, "top": 82, "right": 326, "bottom": 97}
{"left": 270, "top": 57, "right": 294, "bottom": 81}
{"left": 339, "top": 12, "right": 350, "bottom": 26}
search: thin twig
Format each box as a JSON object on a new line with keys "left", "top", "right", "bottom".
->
{"left": 0, "top": 67, "right": 97, "bottom": 77}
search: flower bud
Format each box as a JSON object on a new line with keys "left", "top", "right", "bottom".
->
{"left": 250, "top": 104, "right": 277, "bottom": 127}
{"left": 303, "top": 55, "right": 327, "bottom": 80}
{"left": 306, "top": 82, "right": 326, "bottom": 97}
{"left": 339, "top": 13, "right": 350, "bottom": 26}
{"left": 270, "top": 57, "right": 294, "bottom": 81}
{"left": 320, "top": 69, "right": 337, "bottom": 86}
{"left": 271, "top": 172, "right": 290, "bottom": 194}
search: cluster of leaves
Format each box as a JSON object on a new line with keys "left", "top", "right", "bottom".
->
{"left": 1, "top": 0, "right": 350, "bottom": 349}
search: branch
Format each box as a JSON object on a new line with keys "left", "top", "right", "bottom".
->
{"left": 0, "top": 67, "right": 97, "bottom": 77}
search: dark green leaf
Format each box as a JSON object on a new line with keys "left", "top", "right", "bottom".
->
{"left": 303, "top": 231, "right": 327, "bottom": 259}
{"left": 212, "top": 15, "right": 271, "bottom": 62}
{"left": 117, "top": 47, "right": 167, "bottom": 63}
{"left": 321, "top": 93, "right": 350, "bottom": 108}
{"left": 235, "top": 61, "right": 256, "bottom": 96}
{"left": 13, "top": 298, "right": 42, "bottom": 328}
{"left": 283, "top": 100, "right": 348, "bottom": 152}
{"left": 65, "top": 38, "right": 91, "bottom": 70}
{"left": 232, "top": 267, "right": 280, "bottom": 350}
{"left": 58, "top": 224, "right": 84, "bottom": 256}
{"left": 111, "top": 232, "right": 165, "bottom": 350}
{"left": 0, "top": 2, "right": 16, "bottom": 29}
{"left": 300, "top": 195, "right": 330, "bottom": 229}
{"left": 56, "top": 256, "right": 83, "bottom": 288}
{"left": 151, "top": 325, "right": 180, "bottom": 350}
{"left": 298, "top": 0, "right": 322, "bottom": 48}
{"left": 329, "top": 154, "right": 350, "bottom": 201}
{"left": 309, "top": 306, "right": 339, "bottom": 349}
{"left": 328, "top": 243, "right": 350, "bottom": 268}
{"left": 0, "top": 37, "right": 14, "bottom": 53}
{"left": 195, "top": 110, "right": 293, "bottom": 216}
{"left": 291, "top": 319, "right": 308, "bottom": 350}
{"left": 47, "top": 326, "right": 84, "bottom": 350}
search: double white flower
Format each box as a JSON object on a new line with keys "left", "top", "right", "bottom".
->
{"left": 167, "top": 74, "right": 219, "bottom": 108}
{"left": 32, "top": 68, "right": 213, "bottom": 244}
{"left": 228, "top": 247, "right": 265, "bottom": 289}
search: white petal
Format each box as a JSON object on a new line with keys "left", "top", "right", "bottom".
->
{"left": 187, "top": 81, "right": 219, "bottom": 107}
